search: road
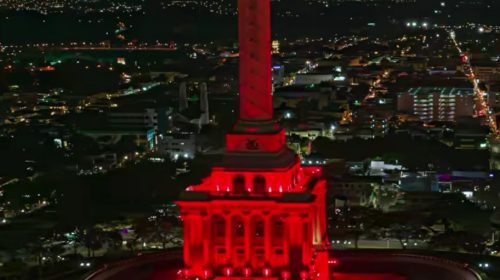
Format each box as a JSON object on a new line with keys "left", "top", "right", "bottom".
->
{"left": 447, "top": 29, "right": 498, "bottom": 139}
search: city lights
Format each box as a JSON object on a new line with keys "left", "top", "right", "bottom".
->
{"left": 1, "top": 0, "right": 498, "bottom": 280}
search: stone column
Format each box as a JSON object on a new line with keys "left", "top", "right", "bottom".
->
{"left": 183, "top": 213, "right": 191, "bottom": 266}
{"left": 225, "top": 214, "right": 232, "bottom": 263}
{"left": 203, "top": 215, "right": 211, "bottom": 266}
{"left": 245, "top": 215, "right": 252, "bottom": 265}
{"left": 264, "top": 215, "right": 272, "bottom": 264}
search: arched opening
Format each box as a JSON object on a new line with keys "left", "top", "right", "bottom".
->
{"left": 212, "top": 215, "right": 227, "bottom": 265}
{"left": 232, "top": 216, "right": 245, "bottom": 240}
{"left": 253, "top": 176, "right": 266, "bottom": 194}
{"left": 212, "top": 215, "right": 226, "bottom": 239}
{"left": 231, "top": 216, "right": 246, "bottom": 267}
{"left": 271, "top": 215, "right": 286, "bottom": 267}
{"left": 272, "top": 216, "right": 284, "bottom": 241}
{"left": 251, "top": 216, "right": 266, "bottom": 267}
{"left": 252, "top": 216, "right": 265, "bottom": 240}
{"left": 232, "top": 175, "right": 246, "bottom": 194}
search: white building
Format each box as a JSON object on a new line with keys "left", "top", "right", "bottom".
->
{"left": 107, "top": 107, "right": 172, "bottom": 134}
{"left": 157, "top": 133, "right": 196, "bottom": 161}
{"left": 293, "top": 73, "right": 334, "bottom": 85}
{"left": 397, "top": 87, "right": 475, "bottom": 122}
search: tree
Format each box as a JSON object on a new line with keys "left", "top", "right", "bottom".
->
{"left": 429, "top": 231, "right": 486, "bottom": 254}
{"left": 47, "top": 245, "right": 65, "bottom": 265}
{"left": 133, "top": 218, "right": 154, "bottom": 251}
{"left": 390, "top": 224, "right": 410, "bottom": 249}
{"left": 84, "top": 228, "right": 103, "bottom": 257}
{"left": 27, "top": 241, "right": 45, "bottom": 267}
{"left": 153, "top": 220, "right": 182, "bottom": 249}
{"left": 105, "top": 231, "right": 123, "bottom": 251}
{"left": 70, "top": 229, "right": 85, "bottom": 255}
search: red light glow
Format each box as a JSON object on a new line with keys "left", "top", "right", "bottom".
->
{"left": 175, "top": 0, "right": 329, "bottom": 279}
{"left": 224, "top": 266, "right": 233, "bottom": 277}
{"left": 243, "top": 267, "right": 252, "bottom": 277}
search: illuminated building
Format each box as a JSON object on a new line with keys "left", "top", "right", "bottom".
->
{"left": 397, "top": 87, "right": 475, "bottom": 122}
{"left": 175, "top": 0, "right": 329, "bottom": 279}
{"left": 470, "top": 61, "right": 500, "bottom": 83}
{"left": 293, "top": 73, "right": 336, "bottom": 85}
{"left": 80, "top": 127, "right": 156, "bottom": 151}
{"left": 107, "top": 106, "right": 172, "bottom": 135}
{"left": 272, "top": 64, "right": 285, "bottom": 86}
{"left": 272, "top": 40, "right": 280, "bottom": 54}
{"left": 117, "top": 57, "right": 126, "bottom": 65}
{"left": 158, "top": 132, "right": 196, "bottom": 161}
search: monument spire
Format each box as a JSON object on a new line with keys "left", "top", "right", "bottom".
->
{"left": 238, "top": 0, "right": 273, "bottom": 121}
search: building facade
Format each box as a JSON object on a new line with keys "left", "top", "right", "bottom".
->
{"left": 157, "top": 132, "right": 196, "bottom": 161}
{"left": 397, "top": 87, "right": 475, "bottom": 122}
{"left": 107, "top": 107, "right": 171, "bottom": 134}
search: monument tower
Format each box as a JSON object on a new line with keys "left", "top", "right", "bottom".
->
{"left": 176, "top": 0, "right": 330, "bottom": 279}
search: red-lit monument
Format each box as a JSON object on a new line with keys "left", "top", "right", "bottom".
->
{"left": 83, "top": 2, "right": 483, "bottom": 279}
{"left": 175, "top": 0, "right": 330, "bottom": 279}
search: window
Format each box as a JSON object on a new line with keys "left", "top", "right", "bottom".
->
{"left": 303, "top": 223, "right": 309, "bottom": 243}
{"left": 213, "top": 216, "right": 225, "bottom": 238}
{"left": 217, "top": 248, "right": 226, "bottom": 254}
{"left": 233, "top": 217, "right": 245, "bottom": 238}
{"left": 253, "top": 176, "right": 266, "bottom": 194}
{"left": 254, "top": 219, "right": 265, "bottom": 238}
{"left": 233, "top": 176, "right": 246, "bottom": 194}
{"left": 273, "top": 220, "right": 284, "bottom": 239}
{"left": 255, "top": 248, "right": 265, "bottom": 255}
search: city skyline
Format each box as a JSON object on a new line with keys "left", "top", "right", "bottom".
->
{"left": 0, "top": 0, "right": 499, "bottom": 279}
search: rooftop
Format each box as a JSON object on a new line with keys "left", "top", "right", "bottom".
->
{"left": 402, "top": 87, "right": 474, "bottom": 96}
{"left": 84, "top": 249, "right": 482, "bottom": 280}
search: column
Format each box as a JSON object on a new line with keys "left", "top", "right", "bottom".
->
{"left": 302, "top": 218, "right": 311, "bottom": 265}
{"left": 183, "top": 214, "right": 191, "bottom": 266}
{"left": 225, "top": 214, "right": 232, "bottom": 263}
{"left": 288, "top": 213, "right": 303, "bottom": 268}
{"left": 203, "top": 215, "right": 211, "bottom": 267}
{"left": 245, "top": 215, "right": 252, "bottom": 265}
{"left": 189, "top": 212, "right": 205, "bottom": 273}
{"left": 264, "top": 215, "right": 272, "bottom": 264}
